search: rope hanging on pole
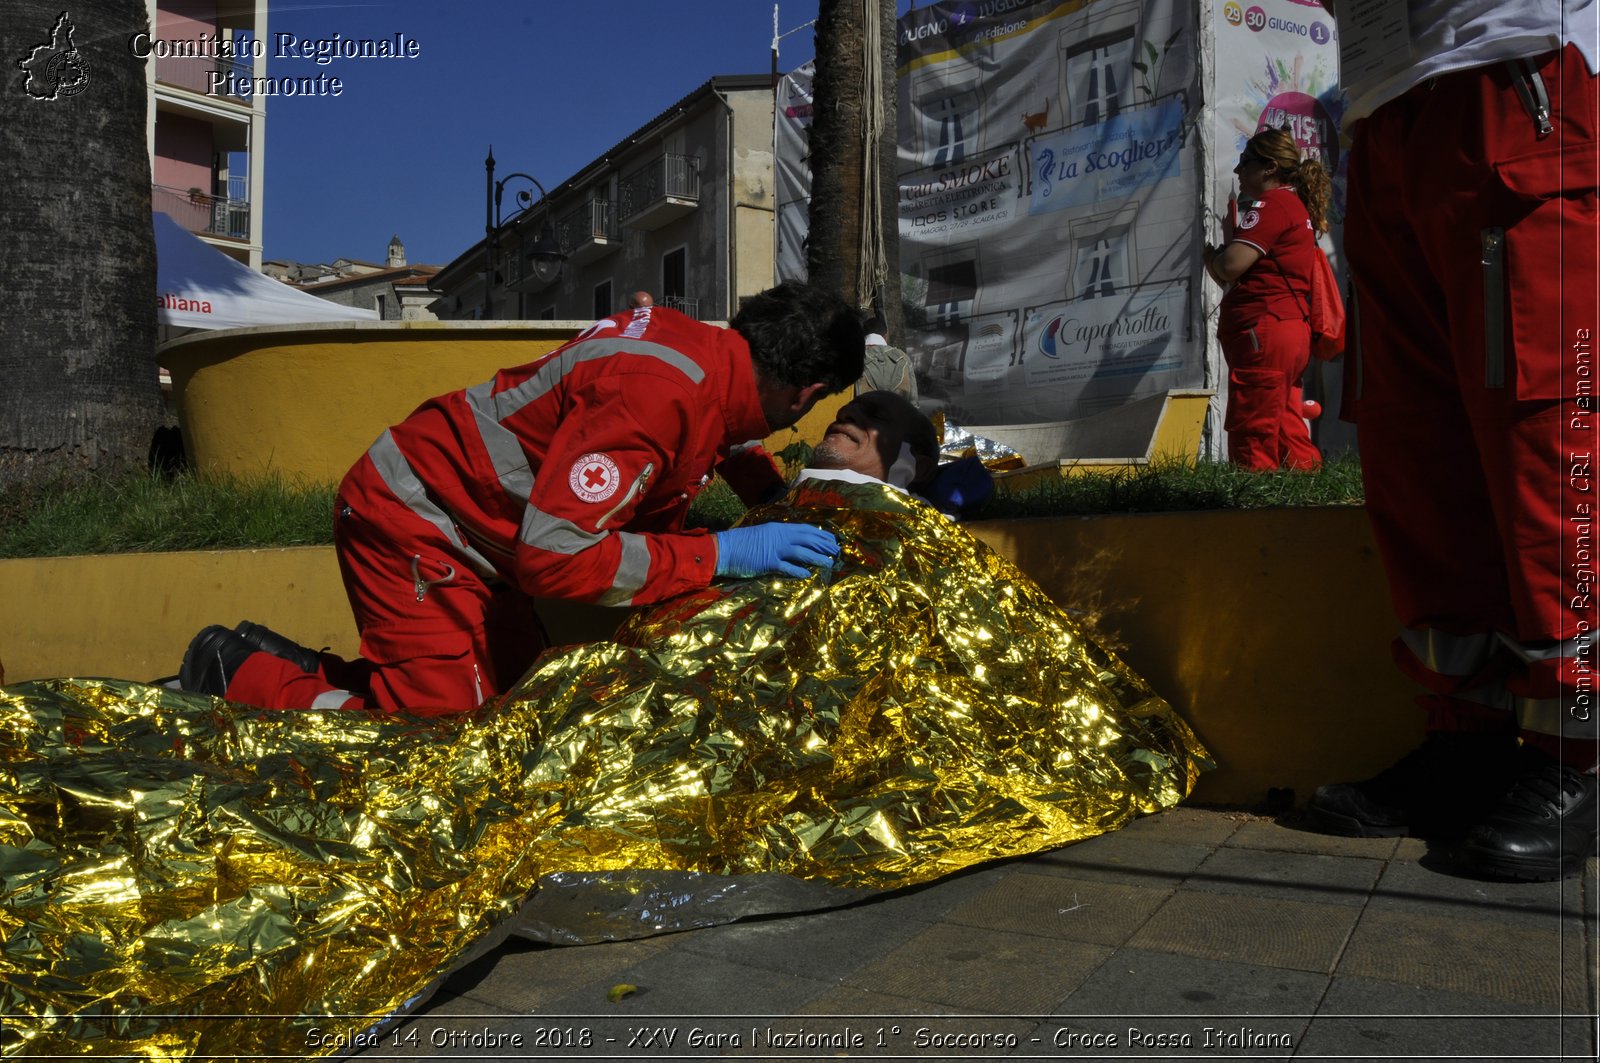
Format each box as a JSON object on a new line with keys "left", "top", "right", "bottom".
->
{"left": 856, "top": 0, "right": 888, "bottom": 311}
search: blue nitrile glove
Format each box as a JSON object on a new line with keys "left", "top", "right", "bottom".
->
{"left": 919, "top": 454, "right": 995, "bottom": 517}
{"left": 714, "top": 522, "right": 839, "bottom": 578}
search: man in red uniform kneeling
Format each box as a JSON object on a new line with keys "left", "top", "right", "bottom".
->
{"left": 177, "top": 281, "right": 865, "bottom": 715}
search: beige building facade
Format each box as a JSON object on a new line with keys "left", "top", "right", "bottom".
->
{"left": 431, "top": 75, "right": 777, "bottom": 323}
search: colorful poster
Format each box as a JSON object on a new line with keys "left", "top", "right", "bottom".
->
{"left": 1212, "top": 0, "right": 1345, "bottom": 228}
{"left": 1210, "top": 0, "right": 1352, "bottom": 451}
{"left": 896, "top": 0, "right": 1204, "bottom": 428}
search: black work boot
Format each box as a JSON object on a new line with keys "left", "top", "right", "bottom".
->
{"left": 233, "top": 620, "right": 321, "bottom": 673}
{"left": 1458, "top": 747, "right": 1599, "bottom": 881}
{"left": 178, "top": 625, "right": 258, "bottom": 697}
{"left": 1306, "top": 730, "right": 1520, "bottom": 839}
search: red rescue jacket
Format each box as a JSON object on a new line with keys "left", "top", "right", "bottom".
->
{"left": 365, "top": 306, "right": 782, "bottom": 607}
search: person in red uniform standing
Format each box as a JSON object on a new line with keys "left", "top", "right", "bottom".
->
{"left": 1305, "top": 2, "right": 1598, "bottom": 881}
{"left": 1201, "top": 127, "right": 1333, "bottom": 471}
{"left": 177, "top": 281, "right": 866, "bottom": 715}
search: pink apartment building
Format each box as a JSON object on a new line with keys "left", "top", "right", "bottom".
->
{"left": 143, "top": 0, "right": 267, "bottom": 268}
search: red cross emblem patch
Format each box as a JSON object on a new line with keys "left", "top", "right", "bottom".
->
{"left": 569, "top": 452, "right": 621, "bottom": 503}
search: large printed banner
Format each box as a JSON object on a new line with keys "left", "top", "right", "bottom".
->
{"left": 896, "top": 0, "right": 1204, "bottom": 427}
{"left": 1029, "top": 97, "right": 1186, "bottom": 214}
{"left": 775, "top": 62, "right": 814, "bottom": 284}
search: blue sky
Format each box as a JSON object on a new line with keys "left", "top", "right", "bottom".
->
{"left": 259, "top": 1, "right": 834, "bottom": 268}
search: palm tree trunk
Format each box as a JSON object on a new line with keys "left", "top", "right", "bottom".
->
{"left": 808, "top": 0, "right": 901, "bottom": 340}
{"left": 0, "top": 0, "right": 161, "bottom": 487}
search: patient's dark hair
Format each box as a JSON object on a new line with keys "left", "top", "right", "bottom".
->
{"left": 902, "top": 402, "right": 939, "bottom": 468}
{"left": 863, "top": 389, "right": 938, "bottom": 484}
{"left": 732, "top": 282, "right": 865, "bottom": 391}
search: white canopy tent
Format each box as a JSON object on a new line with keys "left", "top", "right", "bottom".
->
{"left": 155, "top": 212, "right": 377, "bottom": 330}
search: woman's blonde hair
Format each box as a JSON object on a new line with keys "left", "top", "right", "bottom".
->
{"left": 1246, "top": 126, "right": 1331, "bottom": 235}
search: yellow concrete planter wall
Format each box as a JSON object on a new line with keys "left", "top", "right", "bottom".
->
{"left": 163, "top": 321, "right": 589, "bottom": 483}
{"left": 162, "top": 321, "right": 851, "bottom": 484}
{"left": 0, "top": 547, "right": 359, "bottom": 686}
{"left": 0, "top": 507, "right": 1414, "bottom": 808}
{"left": 967, "top": 507, "right": 1418, "bottom": 808}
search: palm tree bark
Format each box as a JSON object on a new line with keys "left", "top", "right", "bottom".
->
{"left": 808, "top": 0, "right": 901, "bottom": 340}
{"left": 0, "top": 0, "right": 160, "bottom": 487}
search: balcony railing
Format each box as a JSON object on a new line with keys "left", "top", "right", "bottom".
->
{"left": 553, "top": 199, "right": 619, "bottom": 264}
{"left": 154, "top": 183, "right": 250, "bottom": 241}
{"left": 618, "top": 153, "right": 700, "bottom": 230}
{"left": 661, "top": 296, "right": 701, "bottom": 319}
{"left": 154, "top": 52, "right": 253, "bottom": 102}
{"left": 555, "top": 199, "right": 618, "bottom": 247}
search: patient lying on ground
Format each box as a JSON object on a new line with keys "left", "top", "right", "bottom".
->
{"left": 513, "top": 391, "right": 1208, "bottom": 892}
{"left": 0, "top": 393, "right": 1208, "bottom": 1058}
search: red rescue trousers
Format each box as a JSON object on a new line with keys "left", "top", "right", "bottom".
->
{"left": 225, "top": 454, "right": 549, "bottom": 715}
{"left": 1343, "top": 45, "right": 1599, "bottom": 743}
{"left": 1220, "top": 316, "right": 1322, "bottom": 471}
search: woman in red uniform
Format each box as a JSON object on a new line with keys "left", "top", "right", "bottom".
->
{"left": 1202, "top": 127, "right": 1332, "bottom": 470}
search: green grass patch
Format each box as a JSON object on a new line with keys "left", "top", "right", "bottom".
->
{"left": 0, "top": 471, "right": 337, "bottom": 558}
{"left": 980, "top": 451, "right": 1365, "bottom": 519}
{"left": 693, "top": 451, "right": 1364, "bottom": 529}
{"left": 0, "top": 453, "right": 1364, "bottom": 558}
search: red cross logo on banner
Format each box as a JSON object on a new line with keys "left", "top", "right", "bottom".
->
{"left": 568, "top": 452, "right": 621, "bottom": 503}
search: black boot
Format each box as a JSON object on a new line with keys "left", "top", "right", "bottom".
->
{"left": 178, "top": 625, "right": 258, "bottom": 697}
{"left": 1458, "top": 747, "right": 1598, "bottom": 881}
{"left": 233, "top": 620, "right": 321, "bottom": 673}
{"left": 1306, "top": 730, "right": 1520, "bottom": 839}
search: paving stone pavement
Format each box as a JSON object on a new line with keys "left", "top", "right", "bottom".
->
{"left": 356, "top": 807, "right": 1599, "bottom": 1062}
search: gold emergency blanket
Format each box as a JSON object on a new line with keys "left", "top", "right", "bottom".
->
{"left": 0, "top": 479, "right": 1209, "bottom": 1059}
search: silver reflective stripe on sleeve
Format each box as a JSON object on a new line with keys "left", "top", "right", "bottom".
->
{"left": 1500, "top": 635, "right": 1589, "bottom": 664}
{"left": 1516, "top": 694, "right": 1599, "bottom": 739}
{"left": 522, "top": 509, "right": 651, "bottom": 606}
{"left": 519, "top": 507, "right": 604, "bottom": 553}
{"left": 367, "top": 429, "right": 496, "bottom": 578}
{"left": 594, "top": 532, "right": 652, "bottom": 606}
{"left": 464, "top": 380, "right": 535, "bottom": 504}
{"left": 486, "top": 338, "right": 705, "bottom": 422}
{"left": 520, "top": 471, "right": 656, "bottom": 604}
{"left": 310, "top": 689, "right": 358, "bottom": 710}
{"left": 1399, "top": 627, "right": 1498, "bottom": 677}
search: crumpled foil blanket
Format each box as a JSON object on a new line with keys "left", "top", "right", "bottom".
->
{"left": 0, "top": 479, "right": 1209, "bottom": 1059}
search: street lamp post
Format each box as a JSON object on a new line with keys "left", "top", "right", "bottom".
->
{"left": 482, "top": 146, "right": 565, "bottom": 320}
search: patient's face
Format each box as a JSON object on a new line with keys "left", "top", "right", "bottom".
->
{"left": 811, "top": 391, "right": 919, "bottom": 480}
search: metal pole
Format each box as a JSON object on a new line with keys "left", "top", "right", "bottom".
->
{"left": 483, "top": 146, "right": 495, "bottom": 320}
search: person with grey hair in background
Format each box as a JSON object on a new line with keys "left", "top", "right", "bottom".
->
{"left": 856, "top": 315, "right": 919, "bottom": 407}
